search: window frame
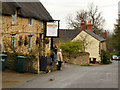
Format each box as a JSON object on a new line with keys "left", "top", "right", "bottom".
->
{"left": 11, "top": 34, "right": 17, "bottom": 48}
{"left": 28, "top": 35, "right": 33, "bottom": 50}
{"left": 29, "top": 18, "right": 33, "bottom": 26}
{"left": 12, "top": 12, "right": 17, "bottom": 25}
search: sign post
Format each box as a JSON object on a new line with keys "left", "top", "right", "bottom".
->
{"left": 45, "top": 20, "right": 60, "bottom": 50}
{"left": 46, "top": 20, "right": 60, "bottom": 38}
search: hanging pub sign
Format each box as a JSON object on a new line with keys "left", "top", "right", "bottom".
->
{"left": 46, "top": 20, "right": 60, "bottom": 37}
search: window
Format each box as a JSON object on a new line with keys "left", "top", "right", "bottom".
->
{"left": 28, "top": 35, "right": 33, "bottom": 49}
{"left": 11, "top": 34, "right": 16, "bottom": 48}
{"left": 29, "top": 18, "right": 33, "bottom": 26}
{"left": 12, "top": 12, "right": 17, "bottom": 24}
{"left": 40, "top": 21, "right": 43, "bottom": 28}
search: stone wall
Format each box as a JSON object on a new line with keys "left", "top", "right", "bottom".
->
{"left": 1, "top": 15, "right": 48, "bottom": 73}
{"left": 64, "top": 53, "right": 89, "bottom": 65}
{"left": 2, "top": 15, "right": 44, "bottom": 54}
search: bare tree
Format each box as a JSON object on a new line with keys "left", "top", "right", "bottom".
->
{"left": 88, "top": 3, "right": 105, "bottom": 35}
{"left": 66, "top": 10, "right": 88, "bottom": 30}
{"left": 66, "top": 3, "right": 105, "bottom": 35}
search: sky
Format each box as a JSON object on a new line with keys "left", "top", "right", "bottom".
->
{"left": 40, "top": 0, "right": 120, "bottom": 33}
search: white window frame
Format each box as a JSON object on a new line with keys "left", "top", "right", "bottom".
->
{"left": 11, "top": 34, "right": 16, "bottom": 48}
{"left": 28, "top": 35, "right": 33, "bottom": 50}
{"left": 29, "top": 18, "right": 33, "bottom": 26}
{"left": 12, "top": 12, "right": 17, "bottom": 24}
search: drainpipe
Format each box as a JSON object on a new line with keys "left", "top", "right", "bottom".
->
{"left": 99, "top": 42, "right": 101, "bottom": 63}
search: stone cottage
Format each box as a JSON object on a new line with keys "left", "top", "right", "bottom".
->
{"left": 1, "top": 1, "right": 54, "bottom": 73}
{"left": 72, "top": 21, "right": 107, "bottom": 63}
{"left": 54, "top": 21, "right": 107, "bottom": 63}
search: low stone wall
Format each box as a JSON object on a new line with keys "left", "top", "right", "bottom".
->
{"left": 64, "top": 53, "right": 89, "bottom": 65}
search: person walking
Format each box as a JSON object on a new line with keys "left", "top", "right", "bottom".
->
{"left": 53, "top": 45, "right": 57, "bottom": 54}
{"left": 57, "top": 49, "right": 63, "bottom": 70}
{"left": 53, "top": 51, "right": 57, "bottom": 63}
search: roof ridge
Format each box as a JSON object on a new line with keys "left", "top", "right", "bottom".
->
{"left": 85, "top": 30, "right": 106, "bottom": 41}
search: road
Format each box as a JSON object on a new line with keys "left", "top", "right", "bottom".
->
{"left": 15, "top": 61, "right": 118, "bottom": 88}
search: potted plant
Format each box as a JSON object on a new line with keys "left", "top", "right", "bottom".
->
{"left": 24, "top": 35, "right": 29, "bottom": 46}
{"left": 18, "top": 36, "right": 23, "bottom": 46}
{"left": 36, "top": 37, "right": 40, "bottom": 45}
{"left": 44, "top": 38, "right": 49, "bottom": 44}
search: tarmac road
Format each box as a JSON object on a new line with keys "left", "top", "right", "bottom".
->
{"left": 15, "top": 61, "right": 118, "bottom": 88}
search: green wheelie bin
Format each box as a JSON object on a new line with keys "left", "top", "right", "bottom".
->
{"left": 0, "top": 54, "right": 7, "bottom": 70}
{"left": 17, "top": 56, "right": 27, "bottom": 73}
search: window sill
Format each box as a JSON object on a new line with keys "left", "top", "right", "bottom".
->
{"left": 11, "top": 24, "right": 18, "bottom": 26}
{"left": 29, "top": 24, "right": 33, "bottom": 26}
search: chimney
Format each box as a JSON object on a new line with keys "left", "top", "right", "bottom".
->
{"left": 87, "top": 20, "right": 93, "bottom": 31}
{"left": 104, "top": 31, "right": 107, "bottom": 39}
{"left": 81, "top": 20, "right": 86, "bottom": 31}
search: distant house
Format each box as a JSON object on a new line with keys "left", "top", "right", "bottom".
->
{"left": 54, "top": 21, "right": 107, "bottom": 62}
{"left": 53, "top": 29, "right": 80, "bottom": 45}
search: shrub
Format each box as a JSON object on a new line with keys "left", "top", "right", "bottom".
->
{"left": 59, "top": 41, "right": 84, "bottom": 58}
{"left": 18, "top": 36, "right": 23, "bottom": 46}
{"left": 100, "top": 50, "right": 110, "bottom": 64}
{"left": 44, "top": 38, "right": 49, "bottom": 44}
{"left": 25, "top": 53, "right": 38, "bottom": 73}
{"left": 6, "top": 52, "right": 17, "bottom": 70}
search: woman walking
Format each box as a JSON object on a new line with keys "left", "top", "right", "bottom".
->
{"left": 57, "top": 49, "right": 63, "bottom": 70}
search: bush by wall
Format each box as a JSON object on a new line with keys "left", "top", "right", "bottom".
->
{"left": 100, "top": 50, "right": 111, "bottom": 64}
{"left": 25, "top": 53, "right": 38, "bottom": 73}
{"left": 59, "top": 41, "right": 84, "bottom": 59}
{"left": 6, "top": 52, "right": 17, "bottom": 71}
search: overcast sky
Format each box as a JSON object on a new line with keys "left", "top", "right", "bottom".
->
{"left": 40, "top": 0, "right": 120, "bottom": 32}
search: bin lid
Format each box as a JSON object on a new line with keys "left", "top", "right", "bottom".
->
{"left": 17, "top": 56, "right": 27, "bottom": 59}
{"left": 0, "top": 54, "right": 7, "bottom": 57}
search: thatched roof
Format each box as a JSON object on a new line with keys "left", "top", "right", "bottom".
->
{"left": 2, "top": 0, "right": 53, "bottom": 21}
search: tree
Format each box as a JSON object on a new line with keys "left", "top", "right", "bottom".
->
{"left": 66, "top": 10, "right": 88, "bottom": 30}
{"left": 112, "top": 15, "right": 120, "bottom": 55}
{"left": 106, "top": 15, "right": 120, "bottom": 55}
{"left": 66, "top": 3, "right": 105, "bottom": 36}
{"left": 88, "top": 3, "right": 105, "bottom": 35}
{"left": 100, "top": 49, "right": 110, "bottom": 64}
{"left": 106, "top": 31, "right": 114, "bottom": 53}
